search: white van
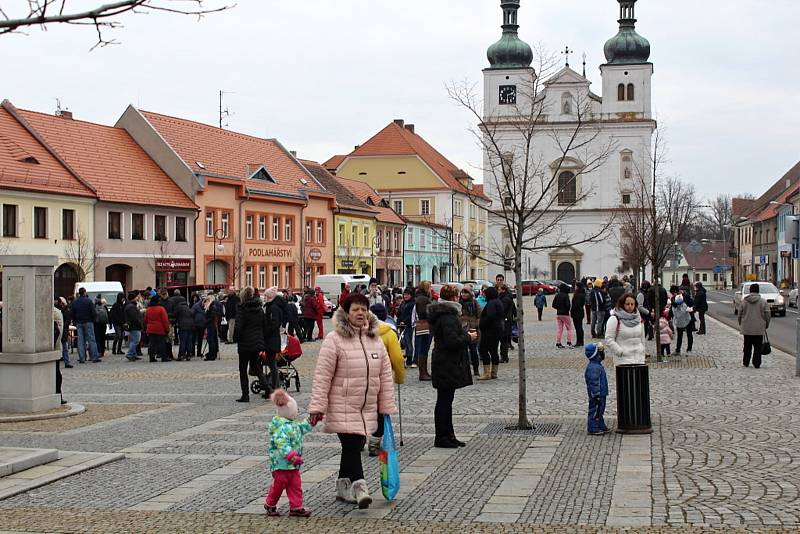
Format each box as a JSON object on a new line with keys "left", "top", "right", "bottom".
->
{"left": 314, "top": 274, "right": 372, "bottom": 307}
{"left": 74, "top": 281, "right": 124, "bottom": 304}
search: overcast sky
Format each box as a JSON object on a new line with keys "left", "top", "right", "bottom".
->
{"left": 3, "top": 0, "right": 798, "bottom": 200}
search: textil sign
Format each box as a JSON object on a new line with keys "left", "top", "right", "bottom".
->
{"left": 155, "top": 259, "right": 191, "bottom": 271}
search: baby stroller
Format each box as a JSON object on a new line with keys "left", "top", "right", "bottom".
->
{"left": 250, "top": 334, "right": 303, "bottom": 394}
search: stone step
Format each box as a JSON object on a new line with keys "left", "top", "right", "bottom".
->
{"left": 0, "top": 447, "right": 58, "bottom": 478}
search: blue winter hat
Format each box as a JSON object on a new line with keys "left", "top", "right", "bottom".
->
{"left": 675, "top": 295, "right": 684, "bottom": 305}
{"left": 585, "top": 343, "right": 600, "bottom": 359}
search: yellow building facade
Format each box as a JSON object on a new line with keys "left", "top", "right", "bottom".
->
{"left": 328, "top": 120, "right": 489, "bottom": 281}
{"left": 334, "top": 214, "right": 377, "bottom": 275}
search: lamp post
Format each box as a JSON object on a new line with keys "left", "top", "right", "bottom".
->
{"left": 212, "top": 228, "right": 225, "bottom": 285}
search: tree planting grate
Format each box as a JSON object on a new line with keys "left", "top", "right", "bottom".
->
{"left": 481, "top": 422, "right": 561, "bottom": 436}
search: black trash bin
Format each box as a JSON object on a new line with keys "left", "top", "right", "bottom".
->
{"left": 615, "top": 364, "right": 652, "bottom": 434}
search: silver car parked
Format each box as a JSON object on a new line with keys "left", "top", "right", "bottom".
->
{"left": 733, "top": 281, "right": 786, "bottom": 317}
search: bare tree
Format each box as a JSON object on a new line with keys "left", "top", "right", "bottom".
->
{"left": 63, "top": 228, "right": 99, "bottom": 282}
{"left": 617, "top": 129, "right": 698, "bottom": 357}
{"left": 445, "top": 47, "right": 616, "bottom": 429}
{"left": 0, "top": 1, "right": 233, "bottom": 50}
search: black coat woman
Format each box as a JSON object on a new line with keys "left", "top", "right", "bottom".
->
{"left": 233, "top": 286, "right": 269, "bottom": 402}
{"left": 429, "top": 284, "right": 477, "bottom": 448}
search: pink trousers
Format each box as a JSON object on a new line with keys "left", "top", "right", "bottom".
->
{"left": 556, "top": 315, "right": 574, "bottom": 343}
{"left": 265, "top": 469, "right": 303, "bottom": 509}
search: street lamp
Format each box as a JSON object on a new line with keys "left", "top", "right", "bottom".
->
{"left": 212, "top": 228, "right": 225, "bottom": 285}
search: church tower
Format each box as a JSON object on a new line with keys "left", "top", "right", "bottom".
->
{"left": 483, "top": 1, "right": 536, "bottom": 120}
{"left": 600, "top": 0, "right": 653, "bottom": 119}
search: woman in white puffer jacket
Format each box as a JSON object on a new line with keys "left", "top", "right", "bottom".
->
{"left": 605, "top": 293, "right": 646, "bottom": 365}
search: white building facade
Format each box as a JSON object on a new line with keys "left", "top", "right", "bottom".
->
{"left": 482, "top": 0, "right": 656, "bottom": 284}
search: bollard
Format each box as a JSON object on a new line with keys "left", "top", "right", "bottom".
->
{"left": 615, "top": 364, "right": 652, "bottom": 434}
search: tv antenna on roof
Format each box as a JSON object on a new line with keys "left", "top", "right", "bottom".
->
{"left": 219, "top": 90, "right": 235, "bottom": 129}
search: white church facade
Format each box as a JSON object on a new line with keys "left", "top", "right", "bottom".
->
{"left": 482, "top": 0, "right": 655, "bottom": 284}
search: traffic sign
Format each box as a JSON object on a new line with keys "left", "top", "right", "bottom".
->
{"left": 713, "top": 265, "right": 723, "bottom": 274}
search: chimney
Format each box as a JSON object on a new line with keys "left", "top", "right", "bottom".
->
{"left": 59, "top": 110, "right": 73, "bottom": 120}
{"left": 289, "top": 150, "right": 297, "bottom": 158}
{"left": 354, "top": 145, "right": 360, "bottom": 151}
{"left": 393, "top": 118, "right": 404, "bottom": 127}
{"left": 404, "top": 124, "right": 415, "bottom": 134}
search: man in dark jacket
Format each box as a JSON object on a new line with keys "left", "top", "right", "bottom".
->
{"left": 190, "top": 299, "right": 207, "bottom": 359}
{"left": 398, "top": 288, "right": 416, "bottom": 365}
{"left": 233, "top": 288, "right": 269, "bottom": 402}
{"left": 70, "top": 288, "right": 99, "bottom": 363}
{"left": 498, "top": 284, "right": 517, "bottom": 363}
{"left": 124, "top": 292, "right": 143, "bottom": 361}
{"left": 693, "top": 282, "right": 708, "bottom": 335}
{"left": 414, "top": 285, "right": 433, "bottom": 381}
{"left": 224, "top": 290, "right": 240, "bottom": 344}
{"left": 478, "top": 286, "right": 504, "bottom": 380}
{"left": 174, "top": 296, "right": 194, "bottom": 360}
{"left": 263, "top": 288, "right": 284, "bottom": 390}
{"left": 607, "top": 279, "right": 625, "bottom": 308}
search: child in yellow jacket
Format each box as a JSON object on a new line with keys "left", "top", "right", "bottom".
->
{"left": 368, "top": 304, "right": 405, "bottom": 456}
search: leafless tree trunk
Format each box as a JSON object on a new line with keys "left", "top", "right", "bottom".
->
{"left": 618, "top": 129, "right": 698, "bottom": 358}
{"left": 445, "top": 48, "right": 616, "bottom": 429}
{"left": 63, "top": 228, "right": 99, "bottom": 282}
{"left": 0, "top": 1, "right": 233, "bottom": 50}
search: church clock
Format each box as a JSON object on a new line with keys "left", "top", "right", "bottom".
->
{"left": 498, "top": 85, "right": 517, "bottom": 105}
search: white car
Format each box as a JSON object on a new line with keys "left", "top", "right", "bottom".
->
{"left": 733, "top": 281, "right": 786, "bottom": 317}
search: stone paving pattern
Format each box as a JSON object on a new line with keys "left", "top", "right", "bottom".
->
{"left": 1, "top": 305, "right": 800, "bottom": 532}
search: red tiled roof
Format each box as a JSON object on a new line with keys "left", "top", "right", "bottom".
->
{"left": 732, "top": 197, "right": 755, "bottom": 220}
{"left": 0, "top": 103, "right": 95, "bottom": 198}
{"left": 298, "top": 159, "right": 375, "bottom": 215}
{"left": 335, "top": 176, "right": 405, "bottom": 225}
{"left": 323, "top": 154, "right": 346, "bottom": 173}
{"left": 341, "top": 121, "right": 488, "bottom": 200}
{"left": 140, "top": 110, "right": 325, "bottom": 198}
{"left": 18, "top": 108, "right": 196, "bottom": 210}
{"left": 680, "top": 241, "right": 729, "bottom": 271}
{"left": 742, "top": 160, "right": 800, "bottom": 220}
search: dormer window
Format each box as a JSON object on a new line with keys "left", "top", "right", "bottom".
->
{"left": 248, "top": 165, "right": 275, "bottom": 183}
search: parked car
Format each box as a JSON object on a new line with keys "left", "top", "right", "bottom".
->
{"left": 543, "top": 280, "right": 572, "bottom": 293}
{"left": 520, "top": 280, "right": 557, "bottom": 295}
{"left": 733, "top": 281, "right": 785, "bottom": 317}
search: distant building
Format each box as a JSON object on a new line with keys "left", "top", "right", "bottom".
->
{"left": 118, "top": 107, "right": 335, "bottom": 289}
{"left": 326, "top": 119, "right": 490, "bottom": 281}
{"left": 662, "top": 241, "right": 732, "bottom": 289}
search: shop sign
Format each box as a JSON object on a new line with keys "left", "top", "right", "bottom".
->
{"left": 309, "top": 248, "right": 322, "bottom": 262}
{"left": 155, "top": 258, "right": 191, "bottom": 271}
{"left": 340, "top": 260, "right": 354, "bottom": 268}
{"left": 248, "top": 248, "right": 292, "bottom": 258}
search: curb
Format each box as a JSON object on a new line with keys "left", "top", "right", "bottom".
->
{"left": 0, "top": 403, "right": 86, "bottom": 424}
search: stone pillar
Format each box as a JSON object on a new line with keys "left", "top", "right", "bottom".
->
{"left": 0, "top": 255, "right": 61, "bottom": 413}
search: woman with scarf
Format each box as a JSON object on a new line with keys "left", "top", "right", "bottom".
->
{"left": 605, "top": 293, "right": 646, "bottom": 365}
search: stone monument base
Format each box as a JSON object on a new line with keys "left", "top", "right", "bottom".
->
{"left": 0, "top": 351, "right": 61, "bottom": 413}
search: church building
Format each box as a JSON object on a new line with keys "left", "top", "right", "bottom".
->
{"left": 482, "top": 0, "right": 655, "bottom": 283}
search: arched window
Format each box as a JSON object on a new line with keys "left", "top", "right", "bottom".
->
{"left": 627, "top": 83, "right": 635, "bottom": 101}
{"left": 617, "top": 84, "right": 625, "bottom": 101}
{"left": 557, "top": 171, "right": 577, "bottom": 205}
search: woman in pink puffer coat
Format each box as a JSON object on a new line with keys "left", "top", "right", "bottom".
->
{"left": 309, "top": 293, "right": 396, "bottom": 510}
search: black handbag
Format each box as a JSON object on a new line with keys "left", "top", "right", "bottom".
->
{"left": 761, "top": 332, "right": 771, "bottom": 355}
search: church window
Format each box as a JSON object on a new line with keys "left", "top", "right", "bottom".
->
{"left": 503, "top": 196, "right": 512, "bottom": 208}
{"left": 627, "top": 83, "right": 635, "bottom": 101}
{"left": 557, "top": 171, "right": 577, "bottom": 205}
{"left": 622, "top": 193, "right": 631, "bottom": 205}
{"left": 617, "top": 84, "right": 625, "bottom": 101}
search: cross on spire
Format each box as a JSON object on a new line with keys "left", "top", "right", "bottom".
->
{"left": 562, "top": 45, "right": 573, "bottom": 67}
{"left": 582, "top": 52, "right": 587, "bottom": 77}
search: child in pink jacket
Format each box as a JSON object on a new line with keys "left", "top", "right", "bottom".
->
{"left": 659, "top": 311, "right": 673, "bottom": 358}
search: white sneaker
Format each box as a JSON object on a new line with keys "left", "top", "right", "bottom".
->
{"left": 352, "top": 479, "right": 372, "bottom": 509}
{"left": 336, "top": 478, "right": 356, "bottom": 503}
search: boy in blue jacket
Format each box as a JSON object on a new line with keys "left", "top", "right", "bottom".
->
{"left": 534, "top": 289, "right": 547, "bottom": 321}
{"left": 584, "top": 342, "right": 609, "bottom": 435}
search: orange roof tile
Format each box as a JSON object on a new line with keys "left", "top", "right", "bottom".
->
{"left": 140, "top": 111, "right": 325, "bottom": 198}
{"left": 323, "top": 154, "right": 346, "bottom": 173}
{"left": 335, "top": 176, "right": 405, "bottom": 225}
{"left": 0, "top": 103, "right": 95, "bottom": 198}
{"left": 18, "top": 108, "right": 196, "bottom": 210}
{"left": 344, "top": 121, "right": 488, "bottom": 200}
{"left": 298, "top": 159, "right": 375, "bottom": 215}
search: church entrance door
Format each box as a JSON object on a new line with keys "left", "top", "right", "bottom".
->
{"left": 556, "top": 262, "right": 575, "bottom": 284}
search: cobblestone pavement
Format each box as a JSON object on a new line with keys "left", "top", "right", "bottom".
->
{"left": 2, "top": 308, "right": 800, "bottom": 532}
